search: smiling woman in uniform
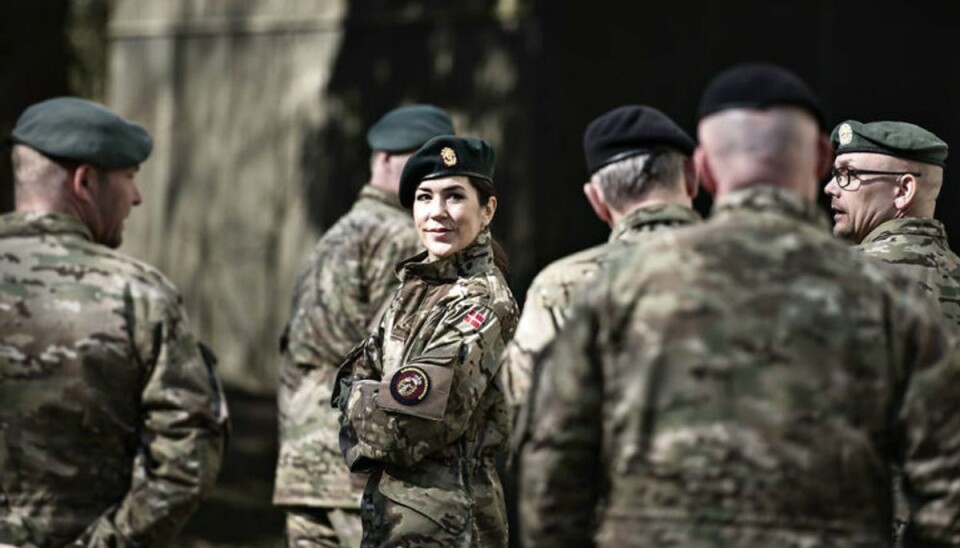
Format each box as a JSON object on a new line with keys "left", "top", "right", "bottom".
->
{"left": 334, "top": 135, "right": 519, "bottom": 547}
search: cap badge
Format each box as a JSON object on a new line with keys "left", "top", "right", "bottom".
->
{"left": 390, "top": 366, "right": 430, "bottom": 406}
{"left": 441, "top": 146, "right": 458, "bottom": 167}
{"left": 838, "top": 123, "right": 853, "bottom": 146}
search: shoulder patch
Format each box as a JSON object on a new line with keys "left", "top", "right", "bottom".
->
{"left": 462, "top": 305, "right": 489, "bottom": 329}
{"left": 389, "top": 365, "right": 430, "bottom": 405}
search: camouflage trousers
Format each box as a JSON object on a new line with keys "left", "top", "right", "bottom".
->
{"left": 285, "top": 507, "right": 362, "bottom": 548}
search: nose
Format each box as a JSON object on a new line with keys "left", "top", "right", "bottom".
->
{"left": 823, "top": 176, "right": 840, "bottom": 198}
{"left": 427, "top": 195, "right": 447, "bottom": 218}
{"left": 132, "top": 181, "right": 143, "bottom": 206}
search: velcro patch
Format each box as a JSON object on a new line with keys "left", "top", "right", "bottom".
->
{"left": 389, "top": 366, "right": 430, "bottom": 406}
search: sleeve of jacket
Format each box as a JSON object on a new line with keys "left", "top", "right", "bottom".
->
{"left": 342, "top": 299, "right": 507, "bottom": 468}
{"left": 75, "top": 293, "right": 229, "bottom": 547}
{"left": 519, "top": 295, "right": 604, "bottom": 547}
{"left": 897, "top": 290, "right": 960, "bottom": 546}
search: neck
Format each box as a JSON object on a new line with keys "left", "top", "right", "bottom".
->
{"left": 609, "top": 194, "right": 690, "bottom": 226}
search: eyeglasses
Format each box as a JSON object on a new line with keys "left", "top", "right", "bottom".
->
{"left": 830, "top": 167, "right": 922, "bottom": 191}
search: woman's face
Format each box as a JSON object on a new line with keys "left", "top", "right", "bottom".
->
{"left": 413, "top": 176, "right": 497, "bottom": 260}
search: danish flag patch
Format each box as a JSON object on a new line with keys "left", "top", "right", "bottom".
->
{"left": 462, "top": 307, "right": 488, "bottom": 329}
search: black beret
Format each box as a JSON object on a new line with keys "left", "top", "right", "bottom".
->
{"left": 698, "top": 63, "right": 825, "bottom": 129}
{"left": 583, "top": 105, "right": 695, "bottom": 174}
{"left": 399, "top": 135, "right": 496, "bottom": 209}
{"left": 832, "top": 120, "right": 948, "bottom": 167}
{"left": 11, "top": 97, "right": 152, "bottom": 168}
{"left": 366, "top": 104, "right": 455, "bottom": 152}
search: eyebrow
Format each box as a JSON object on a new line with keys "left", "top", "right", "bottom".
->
{"left": 417, "top": 184, "right": 467, "bottom": 193}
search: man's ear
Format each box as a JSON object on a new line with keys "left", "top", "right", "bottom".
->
{"left": 694, "top": 147, "right": 717, "bottom": 197}
{"left": 682, "top": 156, "right": 699, "bottom": 200}
{"left": 68, "top": 164, "right": 96, "bottom": 205}
{"left": 583, "top": 181, "right": 613, "bottom": 226}
{"left": 894, "top": 174, "right": 918, "bottom": 212}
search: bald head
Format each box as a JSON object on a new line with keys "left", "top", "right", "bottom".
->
{"left": 696, "top": 107, "right": 830, "bottom": 201}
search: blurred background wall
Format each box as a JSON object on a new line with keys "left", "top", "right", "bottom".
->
{"left": 3, "top": 0, "right": 960, "bottom": 545}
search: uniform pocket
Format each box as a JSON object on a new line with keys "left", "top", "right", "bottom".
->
{"left": 377, "top": 466, "right": 472, "bottom": 536}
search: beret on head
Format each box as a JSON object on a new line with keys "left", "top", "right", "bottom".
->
{"left": 399, "top": 135, "right": 496, "bottom": 209}
{"left": 698, "top": 63, "right": 825, "bottom": 130}
{"left": 832, "top": 120, "right": 948, "bottom": 167}
{"left": 583, "top": 105, "right": 695, "bottom": 175}
{"left": 11, "top": 97, "right": 152, "bottom": 169}
{"left": 366, "top": 104, "right": 455, "bottom": 152}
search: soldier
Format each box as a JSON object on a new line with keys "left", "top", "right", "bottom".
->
{"left": 0, "top": 97, "right": 228, "bottom": 546}
{"left": 825, "top": 120, "right": 960, "bottom": 328}
{"left": 500, "top": 104, "right": 700, "bottom": 422}
{"left": 273, "top": 105, "right": 453, "bottom": 547}
{"left": 520, "top": 64, "right": 960, "bottom": 546}
{"left": 333, "top": 136, "right": 519, "bottom": 547}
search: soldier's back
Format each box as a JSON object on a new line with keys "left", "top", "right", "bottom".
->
{"left": 0, "top": 212, "right": 222, "bottom": 546}
{"left": 522, "top": 187, "right": 960, "bottom": 547}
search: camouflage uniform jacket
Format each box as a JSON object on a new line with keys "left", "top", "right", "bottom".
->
{"left": 0, "top": 212, "right": 229, "bottom": 548}
{"left": 275, "top": 184, "right": 420, "bottom": 508}
{"left": 857, "top": 217, "right": 960, "bottom": 330}
{"left": 499, "top": 203, "right": 700, "bottom": 419}
{"left": 520, "top": 186, "right": 960, "bottom": 547}
{"left": 334, "top": 229, "right": 519, "bottom": 547}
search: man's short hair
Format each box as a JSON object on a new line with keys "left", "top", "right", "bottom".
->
{"left": 11, "top": 144, "right": 70, "bottom": 194}
{"left": 591, "top": 149, "right": 685, "bottom": 210}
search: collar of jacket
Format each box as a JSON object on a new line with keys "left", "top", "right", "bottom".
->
{"left": 397, "top": 228, "right": 495, "bottom": 283}
{"left": 608, "top": 203, "right": 702, "bottom": 243}
{"left": 711, "top": 185, "right": 830, "bottom": 230}
{"left": 359, "top": 184, "right": 405, "bottom": 211}
{"left": 861, "top": 216, "right": 948, "bottom": 246}
{"left": 0, "top": 212, "right": 94, "bottom": 241}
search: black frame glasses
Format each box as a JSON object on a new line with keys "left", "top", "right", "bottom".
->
{"left": 831, "top": 167, "right": 922, "bottom": 190}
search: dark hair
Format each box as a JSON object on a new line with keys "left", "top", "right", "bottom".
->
{"left": 468, "top": 177, "right": 510, "bottom": 278}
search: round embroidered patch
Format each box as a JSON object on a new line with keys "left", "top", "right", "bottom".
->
{"left": 390, "top": 366, "right": 431, "bottom": 406}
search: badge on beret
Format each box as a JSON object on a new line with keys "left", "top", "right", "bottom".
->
{"left": 390, "top": 366, "right": 431, "bottom": 406}
{"left": 838, "top": 123, "right": 853, "bottom": 146}
{"left": 441, "top": 146, "right": 458, "bottom": 167}
{"left": 462, "top": 307, "right": 487, "bottom": 329}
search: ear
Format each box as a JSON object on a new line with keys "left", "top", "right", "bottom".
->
{"left": 67, "top": 164, "right": 97, "bottom": 206}
{"left": 682, "top": 156, "right": 699, "bottom": 200}
{"left": 583, "top": 181, "right": 613, "bottom": 226}
{"left": 481, "top": 195, "right": 498, "bottom": 227}
{"left": 894, "top": 174, "right": 917, "bottom": 212}
{"left": 693, "top": 147, "right": 717, "bottom": 197}
{"left": 815, "top": 134, "right": 834, "bottom": 181}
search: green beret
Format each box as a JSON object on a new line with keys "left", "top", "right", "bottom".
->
{"left": 11, "top": 97, "right": 152, "bottom": 169}
{"left": 832, "top": 120, "right": 948, "bottom": 167}
{"left": 366, "top": 104, "right": 455, "bottom": 152}
{"left": 399, "top": 135, "right": 495, "bottom": 209}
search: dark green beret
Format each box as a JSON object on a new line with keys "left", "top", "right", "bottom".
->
{"left": 11, "top": 97, "right": 152, "bottom": 168}
{"left": 832, "top": 120, "right": 948, "bottom": 167}
{"left": 399, "top": 135, "right": 495, "bottom": 209}
{"left": 366, "top": 104, "right": 455, "bottom": 152}
{"left": 698, "top": 63, "right": 825, "bottom": 130}
{"left": 583, "top": 105, "right": 695, "bottom": 174}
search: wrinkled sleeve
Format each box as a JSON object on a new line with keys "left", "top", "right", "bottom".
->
{"left": 76, "top": 295, "right": 229, "bottom": 547}
{"left": 519, "top": 297, "right": 604, "bottom": 547}
{"left": 898, "top": 307, "right": 960, "bottom": 546}
{"left": 340, "top": 300, "right": 506, "bottom": 469}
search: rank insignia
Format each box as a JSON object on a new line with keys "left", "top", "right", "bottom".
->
{"left": 390, "top": 366, "right": 430, "bottom": 406}
{"left": 462, "top": 307, "right": 487, "bottom": 329}
{"left": 838, "top": 123, "right": 853, "bottom": 146}
{"left": 441, "top": 146, "right": 458, "bottom": 167}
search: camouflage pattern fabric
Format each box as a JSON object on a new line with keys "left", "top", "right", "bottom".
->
{"left": 334, "top": 229, "right": 518, "bottom": 548}
{"left": 285, "top": 507, "right": 362, "bottom": 548}
{"left": 500, "top": 203, "right": 700, "bottom": 421}
{"left": 0, "top": 212, "right": 229, "bottom": 547}
{"left": 519, "top": 186, "right": 960, "bottom": 547}
{"left": 857, "top": 217, "right": 960, "bottom": 330}
{"left": 274, "top": 185, "right": 420, "bottom": 510}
